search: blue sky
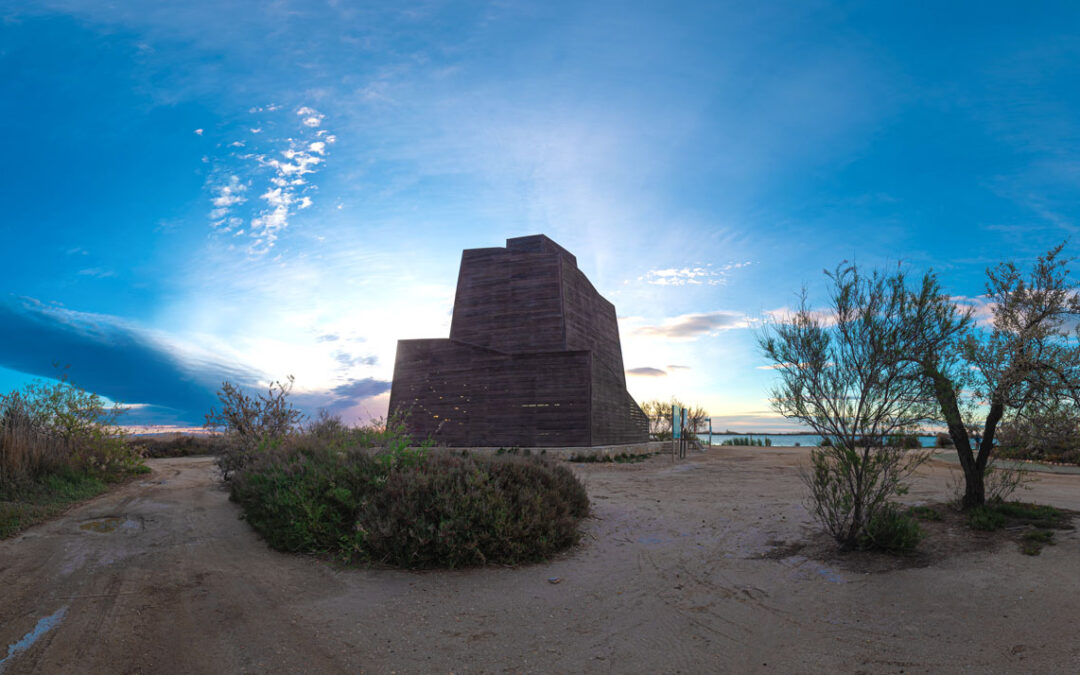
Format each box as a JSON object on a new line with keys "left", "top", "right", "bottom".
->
{"left": 2, "top": 1, "right": 1079, "bottom": 431}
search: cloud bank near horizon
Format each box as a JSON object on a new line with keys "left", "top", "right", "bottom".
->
{"left": 0, "top": 298, "right": 390, "bottom": 426}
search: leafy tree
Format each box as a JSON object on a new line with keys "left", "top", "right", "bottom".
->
{"left": 764, "top": 244, "right": 1080, "bottom": 515}
{"left": 760, "top": 263, "right": 931, "bottom": 549}
{"left": 1, "top": 371, "right": 135, "bottom": 480}
{"left": 639, "top": 399, "right": 672, "bottom": 439}
{"left": 639, "top": 399, "right": 709, "bottom": 440}
{"left": 997, "top": 400, "right": 1080, "bottom": 463}
{"left": 908, "top": 244, "right": 1080, "bottom": 507}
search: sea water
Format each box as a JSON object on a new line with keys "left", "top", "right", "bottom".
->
{"left": 706, "top": 433, "right": 939, "bottom": 448}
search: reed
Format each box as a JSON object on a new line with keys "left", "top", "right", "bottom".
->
{"left": 0, "top": 393, "right": 72, "bottom": 489}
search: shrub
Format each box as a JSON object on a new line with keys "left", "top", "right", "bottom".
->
{"left": 205, "top": 377, "right": 304, "bottom": 480}
{"left": 1, "top": 376, "right": 139, "bottom": 489}
{"left": 934, "top": 433, "right": 954, "bottom": 449}
{"left": 859, "top": 503, "right": 924, "bottom": 553}
{"left": 886, "top": 433, "right": 922, "bottom": 449}
{"left": 801, "top": 442, "right": 928, "bottom": 551}
{"left": 128, "top": 433, "right": 228, "bottom": 458}
{"left": 967, "top": 506, "right": 1006, "bottom": 531}
{"left": 1019, "top": 528, "right": 1055, "bottom": 556}
{"left": 908, "top": 505, "right": 943, "bottom": 521}
{"left": 996, "top": 403, "right": 1080, "bottom": 465}
{"left": 230, "top": 442, "right": 590, "bottom": 568}
{"left": 1, "top": 376, "right": 143, "bottom": 538}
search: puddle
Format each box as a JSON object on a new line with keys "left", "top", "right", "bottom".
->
{"left": 78, "top": 516, "right": 141, "bottom": 534}
{"left": 79, "top": 518, "right": 123, "bottom": 534}
{"left": 0, "top": 606, "right": 67, "bottom": 673}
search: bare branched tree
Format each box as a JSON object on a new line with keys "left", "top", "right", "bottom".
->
{"left": 205, "top": 376, "right": 305, "bottom": 479}
{"left": 760, "top": 263, "right": 933, "bottom": 549}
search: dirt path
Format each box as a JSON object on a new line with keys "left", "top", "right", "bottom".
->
{"left": 1, "top": 450, "right": 1078, "bottom": 674}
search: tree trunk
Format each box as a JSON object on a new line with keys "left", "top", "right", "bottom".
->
{"left": 923, "top": 364, "right": 996, "bottom": 509}
{"left": 961, "top": 461, "right": 985, "bottom": 509}
{"left": 963, "top": 400, "right": 1005, "bottom": 509}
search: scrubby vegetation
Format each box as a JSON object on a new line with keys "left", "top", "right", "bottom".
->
{"left": 127, "top": 433, "right": 229, "bottom": 458}
{"left": 0, "top": 375, "right": 146, "bottom": 538}
{"left": 211, "top": 381, "right": 590, "bottom": 568}
{"left": 568, "top": 451, "right": 653, "bottom": 463}
{"left": 886, "top": 433, "right": 923, "bottom": 449}
{"left": 640, "top": 399, "right": 709, "bottom": 441}
{"left": 719, "top": 436, "right": 772, "bottom": 447}
{"left": 205, "top": 377, "right": 305, "bottom": 479}
{"left": 859, "top": 503, "right": 924, "bottom": 553}
{"left": 229, "top": 434, "right": 588, "bottom": 568}
{"left": 907, "top": 505, "right": 943, "bottom": 521}
{"left": 964, "top": 499, "right": 1073, "bottom": 555}
{"left": 996, "top": 403, "right": 1080, "bottom": 465}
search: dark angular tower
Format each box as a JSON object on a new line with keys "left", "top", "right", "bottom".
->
{"left": 389, "top": 234, "right": 648, "bottom": 447}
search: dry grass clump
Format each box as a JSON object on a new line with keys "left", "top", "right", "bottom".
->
{"left": 127, "top": 433, "right": 229, "bottom": 458}
{"left": 0, "top": 393, "right": 73, "bottom": 484}
{"left": 1, "top": 379, "right": 146, "bottom": 538}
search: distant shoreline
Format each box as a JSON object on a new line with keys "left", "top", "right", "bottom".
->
{"left": 710, "top": 431, "right": 941, "bottom": 437}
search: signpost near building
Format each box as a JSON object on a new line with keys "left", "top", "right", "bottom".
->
{"left": 671, "top": 404, "right": 681, "bottom": 462}
{"left": 671, "top": 406, "right": 711, "bottom": 459}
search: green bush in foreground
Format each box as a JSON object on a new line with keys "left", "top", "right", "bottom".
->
{"left": 967, "top": 505, "right": 1007, "bottom": 531}
{"left": 230, "top": 444, "right": 590, "bottom": 568}
{"left": 859, "top": 503, "right": 924, "bottom": 553}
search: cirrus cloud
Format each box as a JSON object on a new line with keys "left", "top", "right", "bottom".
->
{"left": 631, "top": 311, "right": 748, "bottom": 339}
{"left": 627, "top": 366, "right": 667, "bottom": 377}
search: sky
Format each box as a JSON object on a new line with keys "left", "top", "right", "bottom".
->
{"left": 2, "top": 1, "right": 1080, "bottom": 432}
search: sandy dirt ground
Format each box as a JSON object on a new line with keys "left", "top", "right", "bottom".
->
{"left": 1, "top": 447, "right": 1078, "bottom": 674}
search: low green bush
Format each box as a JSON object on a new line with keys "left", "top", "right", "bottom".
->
{"left": 859, "top": 503, "right": 924, "bottom": 553}
{"left": 230, "top": 443, "right": 590, "bottom": 568}
{"left": 568, "top": 452, "right": 652, "bottom": 463}
{"left": 1022, "top": 528, "right": 1054, "bottom": 544}
{"left": 886, "top": 434, "right": 922, "bottom": 449}
{"left": 907, "top": 505, "right": 943, "bottom": 521}
{"left": 0, "top": 468, "right": 109, "bottom": 539}
{"left": 990, "top": 500, "right": 1067, "bottom": 527}
{"left": 967, "top": 505, "right": 1007, "bottom": 531}
{"left": 1020, "top": 529, "right": 1056, "bottom": 556}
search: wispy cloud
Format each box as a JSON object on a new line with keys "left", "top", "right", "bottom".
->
{"left": 627, "top": 366, "right": 667, "bottom": 377}
{"left": 77, "top": 268, "right": 116, "bottom": 279}
{"left": 639, "top": 262, "right": 751, "bottom": 286}
{"left": 632, "top": 311, "right": 748, "bottom": 339}
{"left": 333, "top": 350, "right": 378, "bottom": 368}
{"left": 330, "top": 377, "right": 390, "bottom": 399}
{"left": 297, "top": 106, "right": 325, "bottom": 128}
{"left": 204, "top": 104, "right": 336, "bottom": 255}
{"left": 209, "top": 174, "right": 248, "bottom": 222}
{"left": 762, "top": 306, "right": 837, "bottom": 327}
